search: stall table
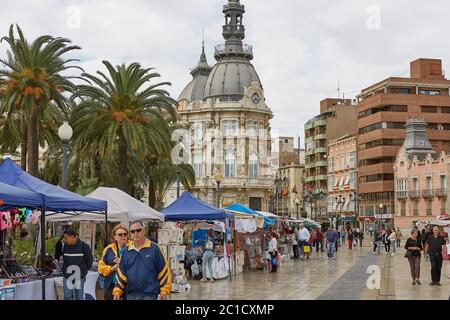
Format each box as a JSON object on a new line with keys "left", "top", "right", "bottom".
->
{"left": 14, "top": 271, "right": 98, "bottom": 300}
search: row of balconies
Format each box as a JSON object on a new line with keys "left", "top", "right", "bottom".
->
{"left": 395, "top": 188, "right": 447, "bottom": 199}
{"left": 305, "top": 147, "right": 327, "bottom": 156}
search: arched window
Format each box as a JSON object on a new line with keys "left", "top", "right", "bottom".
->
{"left": 248, "top": 152, "right": 259, "bottom": 177}
{"left": 225, "top": 150, "right": 236, "bottom": 177}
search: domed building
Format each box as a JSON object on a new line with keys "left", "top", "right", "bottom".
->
{"left": 177, "top": 0, "right": 274, "bottom": 210}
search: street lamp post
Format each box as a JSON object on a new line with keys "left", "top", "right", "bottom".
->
{"left": 349, "top": 192, "right": 361, "bottom": 230}
{"left": 335, "top": 195, "right": 345, "bottom": 232}
{"left": 213, "top": 168, "right": 223, "bottom": 208}
{"left": 378, "top": 203, "right": 384, "bottom": 231}
{"left": 176, "top": 171, "right": 181, "bottom": 199}
{"left": 58, "top": 121, "right": 73, "bottom": 189}
{"left": 295, "top": 198, "right": 300, "bottom": 219}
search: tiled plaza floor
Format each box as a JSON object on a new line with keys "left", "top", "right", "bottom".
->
{"left": 169, "top": 240, "right": 450, "bottom": 300}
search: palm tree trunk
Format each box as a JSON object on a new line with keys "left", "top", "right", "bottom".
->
{"left": 118, "top": 128, "right": 129, "bottom": 194}
{"left": 27, "top": 106, "right": 39, "bottom": 177}
{"left": 20, "top": 125, "right": 27, "bottom": 171}
{"left": 148, "top": 179, "right": 156, "bottom": 208}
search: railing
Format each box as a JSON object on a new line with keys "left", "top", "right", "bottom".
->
{"left": 214, "top": 43, "right": 253, "bottom": 57}
{"left": 395, "top": 191, "right": 408, "bottom": 199}
{"left": 315, "top": 147, "right": 327, "bottom": 154}
{"left": 409, "top": 190, "right": 420, "bottom": 198}
{"left": 413, "top": 209, "right": 419, "bottom": 216}
{"left": 400, "top": 209, "right": 406, "bottom": 216}
{"left": 421, "top": 189, "right": 434, "bottom": 198}
{"left": 435, "top": 188, "right": 447, "bottom": 198}
{"left": 195, "top": 176, "right": 274, "bottom": 188}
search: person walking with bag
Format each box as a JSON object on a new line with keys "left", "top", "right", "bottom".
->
{"left": 404, "top": 229, "right": 423, "bottom": 285}
{"left": 424, "top": 226, "right": 448, "bottom": 286}
{"left": 268, "top": 233, "right": 278, "bottom": 273}
{"left": 201, "top": 230, "right": 216, "bottom": 282}
{"left": 298, "top": 223, "right": 310, "bottom": 260}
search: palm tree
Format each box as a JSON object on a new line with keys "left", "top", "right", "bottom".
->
{"left": 0, "top": 24, "right": 81, "bottom": 176}
{"left": 71, "top": 61, "right": 177, "bottom": 193}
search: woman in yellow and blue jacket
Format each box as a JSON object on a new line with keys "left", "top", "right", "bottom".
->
{"left": 112, "top": 222, "right": 171, "bottom": 300}
{"left": 98, "top": 225, "right": 132, "bottom": 300}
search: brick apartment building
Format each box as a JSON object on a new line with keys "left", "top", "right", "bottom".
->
{"left": 357, "top": 58, "right": 450, "bottom": 225}
{"left": 304, "top": 98, "right": 357, "bottom": 220}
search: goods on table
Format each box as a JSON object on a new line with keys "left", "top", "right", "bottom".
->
{"left": 158, "top": 227, "right": 188, "bottom": 293}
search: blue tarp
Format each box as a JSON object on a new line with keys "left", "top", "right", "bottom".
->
{"left": 225, "top": 203, "right": 257, "bottom": 214}
{"left": 0, "top": 181, "right": 43, "bottom": 208}
{"left": 224, "top": 203, "right": 276, "bottom": 227}
{"left": 162, "top": 192, "right": 233, "bottom": 221}
{"left": 0, "top": 158, "right": 107, "bottom": 213}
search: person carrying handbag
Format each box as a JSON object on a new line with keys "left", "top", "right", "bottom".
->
{"left": 404, "top": 229, "right": 423, "bottom": 285}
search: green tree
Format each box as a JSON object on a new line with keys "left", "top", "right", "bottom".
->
{"left": 0, "top": 24, "right": 81, "bottom": 176}
{"left": 71, "top": 61, "right": 176, "bottom": 194}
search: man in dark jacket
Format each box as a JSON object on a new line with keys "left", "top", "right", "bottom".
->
{"left": 62, "top": 228, "right": 93, "bottom": 300}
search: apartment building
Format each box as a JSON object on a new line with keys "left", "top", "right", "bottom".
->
{"left": 304, "top": 98, "right": 357, "bottom": 219}
{"left": 357, "top": 58, "right": 450, "bottom": 223}
{"left": 327, "top": 135, "right": 358, "bottom": 229}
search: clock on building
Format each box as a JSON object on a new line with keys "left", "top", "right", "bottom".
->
{"left": 251, "top": 93, "right": 260, "bottom": 105}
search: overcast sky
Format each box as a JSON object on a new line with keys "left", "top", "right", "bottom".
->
{"left": 2, "top": 0, "right": 450, "bottom": 143}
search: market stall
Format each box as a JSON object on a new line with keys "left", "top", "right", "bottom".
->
{"left": 162, "top": 192, "right": 234, "bottom": 285}
{"left": 224, "top": 204, "right": 276, "bottom": 271}
{"left": 0, "top": 158, "right": 107, "bottom": 300}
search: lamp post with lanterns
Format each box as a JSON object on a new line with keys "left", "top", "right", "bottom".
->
{"left": 295, "top": 198, "right": 300, "bottom": 219}
{"left": 213, "top": 168, "right": 223, "bottom": 208}
{"left": 335, "top": 194, "right": 345, "bottom": 232}
{"left": 58, "top": 121, "right": 73, "bottom": 189}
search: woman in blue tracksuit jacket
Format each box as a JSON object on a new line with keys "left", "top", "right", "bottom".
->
{"left": 98, "top": 224, "right": 131, "bottom": 300}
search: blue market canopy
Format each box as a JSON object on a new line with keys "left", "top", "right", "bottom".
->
{"left": 0, "top": 181, "right": 43, "bottom": 208}
{"left": 0, "top": 158, "right": 106, "bottom": 213}
{"left": 225, "top": 203, "right": 257, "bottom": 215}
{"left": 162, "top": 192, "right": 232, "bottom": 221}
{"left": 225, "top": 204, "right": 275, "bottom": 227}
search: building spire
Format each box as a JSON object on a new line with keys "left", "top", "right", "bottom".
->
{"left": 214, "top": 0, "right": 253, "bottom": 61}
{"left": 190, "top": 31, "right": 212, "bottom": 77}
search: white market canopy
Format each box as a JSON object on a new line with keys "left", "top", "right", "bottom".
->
{"left": 256, "top": 211, "right": 279, "bottom": 219}
{"left": 47, "top": 187, "right": 164, "bottom": 222}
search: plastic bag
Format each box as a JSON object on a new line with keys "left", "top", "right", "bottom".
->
{"left": 191, "top": 261, "right": 199, "bottom": 276}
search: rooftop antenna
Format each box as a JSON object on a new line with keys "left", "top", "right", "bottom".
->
{"left": 337, "top": 80, "right": 341, "bottom": 101}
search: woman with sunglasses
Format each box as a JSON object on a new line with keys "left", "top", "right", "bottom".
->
{"left": 98, "top": 224, "right": 131, "bottom": 300}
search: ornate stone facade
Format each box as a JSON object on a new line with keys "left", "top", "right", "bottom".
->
{"left": 176, "top": 0, "right": 274, "bottom": 210}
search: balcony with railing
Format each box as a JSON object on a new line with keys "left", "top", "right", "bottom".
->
{"left": 195, "top": 176, "right": 274, "bottom": 189}
{"left": 435, "top": 188, "right": 447, "bottom": 198}
{"left": 408, "top": 190, "right": 420, "bottom": 199}
{"left": 395, "top": 191, "right": 408, "bottom": 199}
{"left": 214, "top": 43, "right": 253, "bottom": 59}
{"left": 315, "top": 147, "right": 327, "bottom": 154}
{"left": 421, "top": 189, "right": 434, "bottom": 198}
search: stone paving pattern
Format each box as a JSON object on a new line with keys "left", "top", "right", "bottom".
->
{"left": 169, "top": 239, "right": 450, "bottom": 300}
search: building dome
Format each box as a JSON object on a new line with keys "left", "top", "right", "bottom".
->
{"left": 178, "top": 45, "right": 212, "bottom": 102}
{"left": 203, "top": 56, "right": 262, "bottom": 101}
{"left": 179, "top": 0, "right": 263, "bottom": 103}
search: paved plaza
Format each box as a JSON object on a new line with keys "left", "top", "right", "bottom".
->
{"left": 169, "top": 240, "right": 450, "bottom": 300}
